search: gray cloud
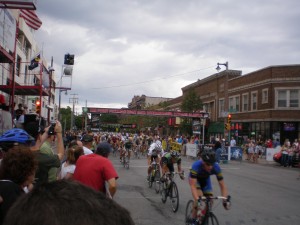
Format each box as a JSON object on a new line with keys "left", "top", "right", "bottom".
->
{"left": 35, "top": 0, "right": 300, "bottom": 110}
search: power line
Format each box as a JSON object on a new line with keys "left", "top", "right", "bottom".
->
{"left": 91, "top": 65, "right": 215, "bottom": 90}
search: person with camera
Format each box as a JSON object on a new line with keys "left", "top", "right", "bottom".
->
{"left": 39, "top": 122, "right": 59, "bottom": 182}
{"left": 24, "top": 120, "right": 64, "bottom": 185}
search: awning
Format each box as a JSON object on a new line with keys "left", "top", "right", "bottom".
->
{"left": 207, "top": 122, "right": 224, "bottom": 133}
{"left": 0, "top": 84, "right": 50, "bottom": 96}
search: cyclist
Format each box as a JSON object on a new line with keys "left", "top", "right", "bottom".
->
{"left": 160, "top": 151, "right": 184, "bottom": 181}
{"left": 120, "top": 137, "right": 133, "bottom": 162}
{"left": 147, "top": 137, "right": 163, "bottom": 181}
{"left": 188, "top": 149, "right": 230, "bottom": 224}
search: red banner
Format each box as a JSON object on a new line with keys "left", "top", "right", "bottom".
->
{"left": 86, "top": 107, "right": 209, "bottom": 118}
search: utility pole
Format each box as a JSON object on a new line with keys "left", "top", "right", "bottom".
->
{"left": 69, "top": 94, "right": 78, "bottom": 130}
{"left": 85, "top": 100, "right": 87, "bottom": 131}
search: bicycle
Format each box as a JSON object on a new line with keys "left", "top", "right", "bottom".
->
{"left": 148, "top": 161, "right": 161, "bottom": 193}
{"left": 160, "top": 171, "right": 184, "bottom": 213}
{"left": 133, "top": 145, "right": 141, "bottom": 159}
{"left": 121, "top": 149, "right": 130, "bottom": 169}
{"left": 185, "top": 195, "right": 231, "bottom": 225}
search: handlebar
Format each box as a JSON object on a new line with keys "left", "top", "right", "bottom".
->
{"left": 198, "top": 195, "right": 231, "bottom": 201}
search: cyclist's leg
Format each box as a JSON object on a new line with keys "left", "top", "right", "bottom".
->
{"left": 147, "top": 155, "right": 154, "bottom": 180}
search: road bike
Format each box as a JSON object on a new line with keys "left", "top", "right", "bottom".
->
{"left": 160, "top": 171, "right": 184, "bottom": 213}
{"left": 121, "top": 149, "right": 130, "bottom": 169}
{"left": 148, "top": 161, "right": 160, "bottom": 193}
{"left": 133, "top": 144, "right": 141, "bottom": 159}
{"left": 185, "top": 195, "right": 231, "bottom": 225}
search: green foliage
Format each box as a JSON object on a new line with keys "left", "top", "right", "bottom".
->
{"left": 180, "top": 89, "right": 202, "bottom": 112}
{"left": 180, "top": 89, "right": 202, "bottom": 135}
{"left": 100, "top": 114, "right": 119, "bottom": 123}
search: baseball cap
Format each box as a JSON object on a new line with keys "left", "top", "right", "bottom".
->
{"left": 81, "top": 134, "right": 93, "bottom": 142}
{"left": 95, "top": 142, "right": 113, "bottom": 157}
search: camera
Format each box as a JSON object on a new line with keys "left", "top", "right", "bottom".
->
{"left": 48, "top": 122, "right": 56, "bottom": 135}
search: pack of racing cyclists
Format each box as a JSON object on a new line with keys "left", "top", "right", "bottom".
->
{"left": 58, "top": 130, "right": 232, "bottom": 223}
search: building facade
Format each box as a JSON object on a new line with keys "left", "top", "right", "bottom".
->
{"left": 128, "top": 94, "right": 172, "bottom": 109}
{"left": 0, "top": 7, "right": 56, "bottom": 126}
{"left": 178, "top": 65, "right": 300, "bottom": 144}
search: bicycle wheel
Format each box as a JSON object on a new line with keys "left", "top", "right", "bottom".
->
{"left": 185, "top": 200, "right": 194, "bottom": 225}
{"left": 201, "top": 213, "right": 219, "bottom": 225}
{"left": 148, "top": 173, "right": 153, "bottom": 188}
{"left": 125, "top": 156, "right": 130, "bottom": 169}
{"left": 170, "top": 182, "right": 179, "bottom": 212}
{"left": 161, "top": 183, "right": 167, "bottom": 203}
{"left": 154, "top": 169, "right": 161, "bottom": 193}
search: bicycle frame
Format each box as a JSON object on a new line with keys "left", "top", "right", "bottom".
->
{"left": 197, "top": 196, "right": 227, "bottom": 225}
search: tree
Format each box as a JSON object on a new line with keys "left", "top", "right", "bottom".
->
{"left": 180, "top": 89, "right": 202, "bottom": 112}
{"left": 180, "top": 89, "right": 203, "bottom": 136}
{"left": 59, "top": 107, "right": 72, "bottom": 131}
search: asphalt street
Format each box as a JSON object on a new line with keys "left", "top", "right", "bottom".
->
{"left": 111, "top": 154, "right": 300, "bottom": 225}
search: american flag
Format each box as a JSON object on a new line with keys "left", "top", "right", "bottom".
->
{"left": 20, "top": 9, "right": 42, "bottom": 30}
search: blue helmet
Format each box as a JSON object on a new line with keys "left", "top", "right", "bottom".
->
{"left": 0, "top": 128, "right": 35, "bottom": 144}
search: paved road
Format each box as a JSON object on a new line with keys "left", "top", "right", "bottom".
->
{"left": 111, "top": 155, "right": 300, "bottom": 225}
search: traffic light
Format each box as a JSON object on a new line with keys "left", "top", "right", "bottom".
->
{"left": 224, "top": 123, "right": 230, "bottom": 131}
{"left": 64, "top": 54, "right": 75, "bottom": 65}
{"left": 227, "top": 114, "right": 232, "bottom": 124}
{"left": 36, "top": 99, "right": 41, "bottom": 114}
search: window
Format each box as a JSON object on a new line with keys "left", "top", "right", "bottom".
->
{"left": 16, "top": 56, "right": 21, "bottom": 77}
{"left": 242, "top": 94, "right": 248, "bottom": 112}
{"left": 229, "top": 95, "right": 240, "bottom": 112}
{"left": 219, "top": 99, "right": 224, "bottom": 117}
{"left": 262, "top": 88, "right": 268, "bottom": 104}
{"left": 276, "top": 89, "right": 300, "bottom": 108}
{"left": 251, "top": 91, "right": 257, "bottom": 111}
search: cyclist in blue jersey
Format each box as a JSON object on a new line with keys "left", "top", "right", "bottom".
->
{"left": 188, "top": 150, "right": 230, "bottom": 224}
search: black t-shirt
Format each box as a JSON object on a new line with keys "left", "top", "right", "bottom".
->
{"left": 0, "top": 180, "right": 24, "bottom": 224}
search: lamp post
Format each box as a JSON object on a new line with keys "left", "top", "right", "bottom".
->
{"left": 216, "top": 61, "right": 229, "bottom": 72}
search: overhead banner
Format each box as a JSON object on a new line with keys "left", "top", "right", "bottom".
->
{"left": 87, "top": 107, "right": 209, "bottom": 118}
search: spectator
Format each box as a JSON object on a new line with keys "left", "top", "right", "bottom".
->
{"left": 24, "top": 121, "right": 64, "bottom": 185}
{"left": 280, "top": 139, "right": 290, "bottom": 167}
{"left": 73, "top": 143, "right": 118, "bottom": 197}
{"left": 80, "top": 134, "right": 94, "bottom": 155}
{"left": 59, "top": 144, "right": 84, "bottom": 180}
{"left": 2, "top": 180, "right": 135, "bottom": 225}
{"left": 14, "top": 104, "right": 23, "bottom": 121}
{"left": 247, "top": 139, "right": 255, "bottom": 162}
{"left": 39, "top": 132, "right": 58, "bottom": 182}
{"left": 215, "top": 141, "right": 222, "bottom": 163}
{"left": 230, "top": 137, "right": 236, "bottom": 147}
{"left": 0, "top": 146, "right": 37, "bottom": 224}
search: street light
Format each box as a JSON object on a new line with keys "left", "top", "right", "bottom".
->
{"left": 216, "top": 61, "right": 229, "bottom": 72}
{"left": 57, "top": 65, "right": 72, "bottom": 120}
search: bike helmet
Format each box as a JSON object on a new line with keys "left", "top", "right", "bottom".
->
{"left": 0, "top": 128, "right": 34, "bottom": 144}
{"left": 201, "top": 149, "right": 216, "bottom": 164}
{"left": 0, "top": 129, "right": 35, "bottom": 152}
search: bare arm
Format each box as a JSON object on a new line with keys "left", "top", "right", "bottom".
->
{"left": 189, "top": 177, "right": 202, "bottom": 201}
{"left": 55, "top": 121, "right": 64, "bottom": 161}
{"left": 107, "top": 178, "right": 117, "bottom": 197}
{"left": 218, "top": 179, "right": 228, "bottom": 198}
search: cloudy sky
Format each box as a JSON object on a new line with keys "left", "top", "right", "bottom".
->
{"left": 35, "top": 0, "right": 300, "bottom": 113}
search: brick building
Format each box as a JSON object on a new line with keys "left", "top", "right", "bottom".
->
{"left": 168, "top": 65, "right": 300, "bottom": 144}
